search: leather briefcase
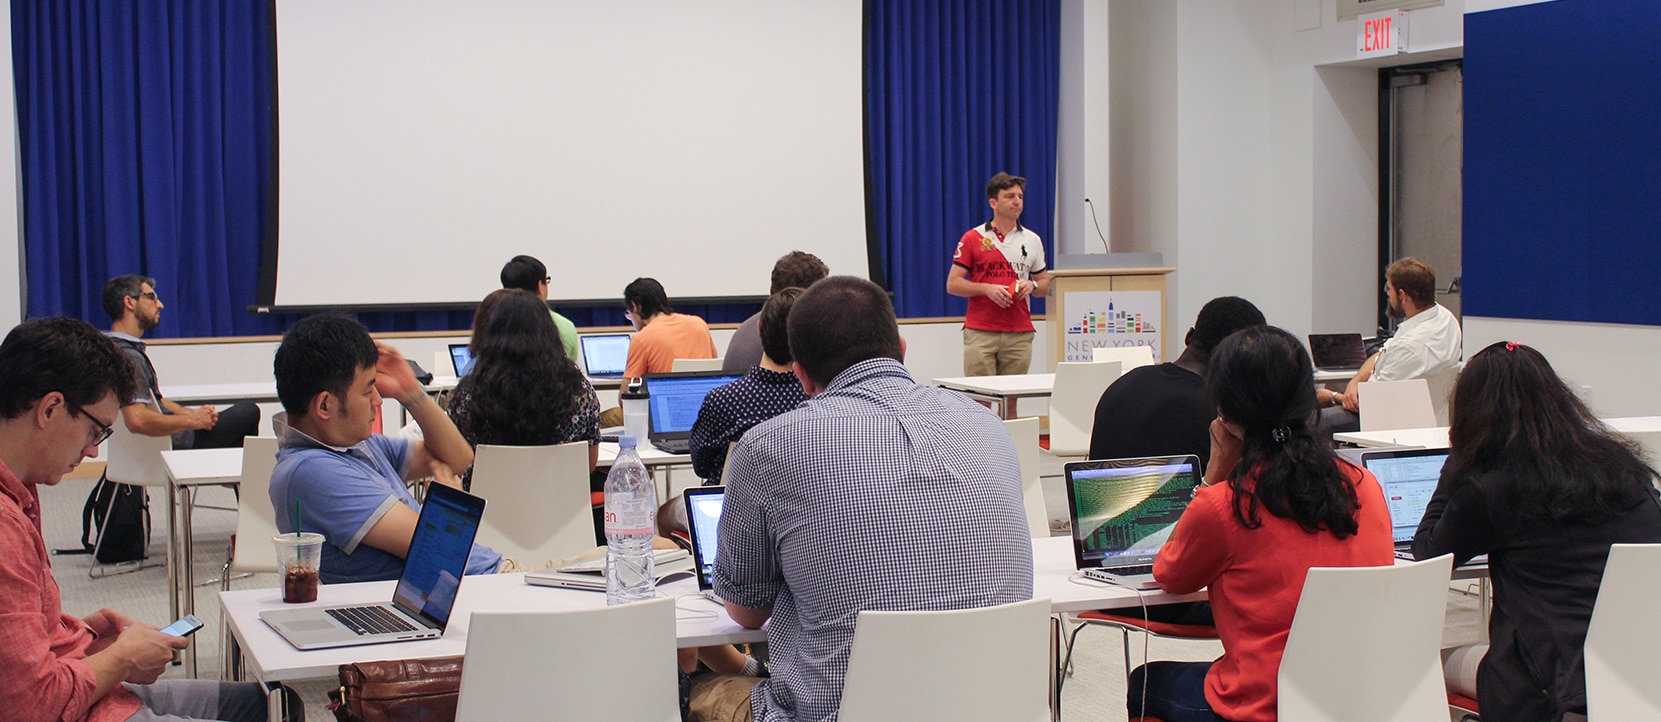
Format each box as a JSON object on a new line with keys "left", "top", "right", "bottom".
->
{"left": 329, "top": 656, "right": 464, "bottom": 722}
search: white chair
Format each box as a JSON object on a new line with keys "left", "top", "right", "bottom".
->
{"left": 1002, "top": 417, "right": 1048, "bottom": 538}
{"left": 1619, "top": 430, "right": 1661, "bottom": 477}
{"left": 1091, "top": 345, "right": 1156, "bottom": 372}
{"left": 1422, "top": 367, "right": 1459, "bottom": 426}
{"left": 1585, "top": 543, "right": 1661, "bottom": 720}
{"left": 432, "top": 349, "right": 452, "bottom": 378}
{"left": 1357, "top": 378, "right": 1437, "bottom": 432}
{"left": 671, "top": 357, "right": 723, "bottom": 372}
{"left": 220, "top": 436, "right": 280, "bottom": 679}
{"left": 456, "top": 597, "right": 679, "bottom": 721}
{"left": 1043, "top": 360, "right": 1122, "bottom": 457}
{"left": 1277, "top": 554, "right": 1453, "bottom": 721}
{"left": 468, "top": 442, "right": 595, "bottom": 563}
{"left": 839, "top": 598, "right": 1052, "bottom": 722}
{"left": 89, "top": 417, "right": 173, "bottom": 576}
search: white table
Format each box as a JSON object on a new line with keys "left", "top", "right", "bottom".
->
{"left": 934, "top": 373, "right": 1056, "bottom": 419}
{"left": 160, "top": 447, "right": 245, "bottom": 678}
{"left": 1334, "top": 415, "right": 1661, "bottom": 449}
{"left": 221, "top": 536, "right": 1193, "bottom": 719}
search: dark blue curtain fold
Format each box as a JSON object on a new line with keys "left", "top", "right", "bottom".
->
{"left": 14, "top": 1, "right": 1059, "bottom": 336}
{"left": 867, "top": 0, "right": 1060, "bottom": 319}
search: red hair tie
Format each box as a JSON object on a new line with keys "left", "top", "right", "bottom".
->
{"left": 1504, "top": 341, "right": 1520, "bottom": 352}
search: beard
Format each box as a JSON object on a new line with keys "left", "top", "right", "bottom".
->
{"left": 139, "top": 311, "right": 161, "bottom": 331}
{"left": 1386, "top": 298, "right": 1405, "bottom": 320}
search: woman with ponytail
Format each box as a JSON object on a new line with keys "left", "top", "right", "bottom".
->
{"left": 1128, "top": 325, "right": 1394, "bottom": 722}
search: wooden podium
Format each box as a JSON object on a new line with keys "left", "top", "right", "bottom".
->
{"left": 1044, "top": 267, "right": 1175, "bottom": 371}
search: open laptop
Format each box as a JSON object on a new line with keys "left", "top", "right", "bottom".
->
{"left": 1065, "top": 455, "right": 1201, "bottom": 590}
{"left": 448, "top": 343, "right": 474, "bottom": 377}
{"left": 643, "top": 371, "right": 744, "bottom": 454}
{"left": 259, "top": 484, "right": 485, "bottom": 650}
{"left": 1359, "top": 447, "right": 1448, "bottom": 558}
{"left": 580, "top": 333, "right": 632, "bottom": 379}
{"left": 1308, "top": 333, "right": 1368, "bottom": 372}
{"left": 684, "top": 486, "right": 726, "bottom": 603}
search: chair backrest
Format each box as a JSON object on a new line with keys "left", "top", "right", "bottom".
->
{"left": 1422, "top": 367, "right": 1459, "bottom": 426}
{"left": 1585, "top": 543, "right": 1661, "bottom": 720}
{"left": 1002, "top": 417, "right": 1047, "bottom": 538}
{"left": 468, "top": 442, "right": 595, "bottom": 562}
{"left": 1619, "top": 430, "right": 1661, "bottom": 478}
{"left": 716, "top": 440, "right": 739, "bottom": 483}
{"left": 432, "top": 349, "right": 451, "bottom": 378}
{"left": 839, "top": 597, "right": 1051, "bottom": 722}
{"left": 1047, "top": 360, "right": 1122, "bottom": 456}
{"left": 671, "top": 357, "right": 723, "bottom": 372}
{"left": 1278, "top": 554, "right": 1453, "bottom": 721}
{"left": 232, "top": 437, "right": 281, "bottom": 574}
{"left": 1092, "top": 345, "right": 1156, "bottom": 372}
{"left": 106, "top": 414, "right": 173, "bottom": 487}
{"left": 456, "top": 597, "right": 679, "bottom": 721}
{"left": 1358, "top": 378, "right": 1437, "bottom": 432}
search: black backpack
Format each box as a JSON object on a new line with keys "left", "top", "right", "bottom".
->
{"left": 79, "top": 474, "right": 152, "bottom": 563}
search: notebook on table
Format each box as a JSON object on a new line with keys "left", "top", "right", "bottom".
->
{"left": 580, "top": 333, "right": 632, "bottom": 379}
{"left": 643, "top": 371, "right": 744, "bottom": 454}
{"left": 1064, "top": 455, "right": 1201, "bottom": 590}
{"left": 1308, "top": 333, "right": 1368, "bottom": 372}
{"left": 684, "top": 485, "right": 726, "bottom": 603}
{"left": 259, "top": 484, "right": 485, "bottom": 650}
{"left": 448, "top": 343, "right": 475, "bottom": 377}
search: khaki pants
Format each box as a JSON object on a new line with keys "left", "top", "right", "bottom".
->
{"left": 962, "top": 329, "right": 1035, "bottom": 376}
{"left": 688, "top": 673, "right": 761, "bottom": 722}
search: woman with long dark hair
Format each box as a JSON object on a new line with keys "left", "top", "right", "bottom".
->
{"left": 1414, "top": 342, "right": 1661, "bottom": 721}
{"left": 1130, "top": 325, "right": 1393, "bottom": 722}
{"left": 447, "top": 289, "right": 601, "bottom": 482}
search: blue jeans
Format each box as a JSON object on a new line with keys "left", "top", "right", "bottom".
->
{"left": 1127, "top": 660, "right": 1226, "bottom": 722}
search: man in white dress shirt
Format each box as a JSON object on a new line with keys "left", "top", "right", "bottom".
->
{"left": 1318, "top": 257, "right": 1462, "bottom": 435}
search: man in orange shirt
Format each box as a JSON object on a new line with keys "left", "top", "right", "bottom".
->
{"left": 600, "top": 278, "right": 717, "bottom": 427}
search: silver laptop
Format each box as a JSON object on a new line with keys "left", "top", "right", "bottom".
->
{"left": 1308, "top": 333, "right": 1368, "bottom": 372}
{"left": 1065, "top": 455, "right": 1201, "bottom": 590}
{"left": 1359, "top": 447, "right": 1449, "bottom": 558}
{"left": 684, "top": 486, "right": 726, "bottom": 603}
{"left": 579, "top": 333, "right": 631, "bottom": 378}
{"left": 259, "top": 484, "right": 484, "bottom": 650}
{"left": 643, "top": 372, "right": 744, "bottom": 454}
{"left": 523, "top": 548, "right": 691, "bottom": 591}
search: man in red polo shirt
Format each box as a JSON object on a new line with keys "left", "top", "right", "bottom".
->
{"left": 947, "top": 172, "right": 1050, "bottom": 376}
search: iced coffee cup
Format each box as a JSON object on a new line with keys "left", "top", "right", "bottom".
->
{"left": 273, "top": 532, "right": 324, "bottom": 603}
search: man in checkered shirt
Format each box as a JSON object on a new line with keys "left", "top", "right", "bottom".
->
{"left": 692, "top": 276, "right": 1035, "bottom": 722}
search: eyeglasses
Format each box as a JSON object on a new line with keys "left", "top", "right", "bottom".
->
{"left": 541, "top": 276, "right": 551, "bottom": 284}
{"left": 68, "top": 404, "right": 116, "bottom": 446}
{"left": 129, "top": 291, "right": 159, "bottom": 301}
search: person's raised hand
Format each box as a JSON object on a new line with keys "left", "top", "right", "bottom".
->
{"left": 373, "top": 342, "right": 423, "bottom": 405}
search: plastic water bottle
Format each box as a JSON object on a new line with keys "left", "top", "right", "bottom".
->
{"left": 605, "top": 435, "right": 656, "bottom": 605}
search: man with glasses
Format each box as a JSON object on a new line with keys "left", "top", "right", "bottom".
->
{"left": 101, "top": 275, "right": 260, "bottom": 450}
{"left": 0, "top": 317, "right": 267, "bottom": 721}
{"left": 499, "top": 254, "right": 581, "bottom": 363}
{"left": 1317, "top": 257, "right": 1463, "bottom": 436}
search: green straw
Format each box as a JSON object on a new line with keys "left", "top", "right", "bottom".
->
{"left": 294, "top": 500, "right": 302, "bottom": 538}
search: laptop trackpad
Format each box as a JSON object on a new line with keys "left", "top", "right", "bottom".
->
{"left": 287, "top": 619, "right": 337, "bottom": 632}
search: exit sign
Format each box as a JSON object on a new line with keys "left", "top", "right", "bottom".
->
{"left": 1357, "top": 10, "right": 1405, "bottom": 59}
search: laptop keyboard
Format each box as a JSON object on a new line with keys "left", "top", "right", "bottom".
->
{"left": 326, "top": 606, "right": 418, "bottom": 636}
{"left": 1101, "top": 564, "right": 1154, "bottom": 577}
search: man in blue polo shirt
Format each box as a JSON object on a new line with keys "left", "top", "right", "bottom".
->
{"left": 269, "top": 313, "right": 500, "bottom": 584}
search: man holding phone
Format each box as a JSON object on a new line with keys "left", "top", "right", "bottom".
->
{"left": 0, "top": 318, "right": 267, "bottom": 722}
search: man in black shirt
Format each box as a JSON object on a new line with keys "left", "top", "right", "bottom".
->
{"left": 1088, "top": 296, "right": 1264, "bottom": 470}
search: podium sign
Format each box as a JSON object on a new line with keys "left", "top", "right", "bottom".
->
{"left": 1059, "top": 291, "right": 1162, "bottom": 362}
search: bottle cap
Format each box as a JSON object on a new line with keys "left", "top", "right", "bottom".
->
{"left": 618, "top": 435, "right": 637, "bottom": 449}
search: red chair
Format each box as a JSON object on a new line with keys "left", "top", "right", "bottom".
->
{"left": 1060, "top": 609, "right": 1219, "bottom": 693}
{"left": 1448, "top": 692, "right": 1480, "bottom": 721}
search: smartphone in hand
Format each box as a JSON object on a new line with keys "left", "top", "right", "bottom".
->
{"left": 159, "top": 614, "right": 204, "bottom": 637}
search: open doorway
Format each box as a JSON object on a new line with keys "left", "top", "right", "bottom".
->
{"left": 1379, "top": 59, "right": 1463, "bottom": 333}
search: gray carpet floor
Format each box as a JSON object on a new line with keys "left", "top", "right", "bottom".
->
{"left": 39, "top": 472, "right": 1484, "bottom": 721}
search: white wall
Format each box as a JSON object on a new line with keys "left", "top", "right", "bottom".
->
{"left": 1463, "top": 317, "right": 1661, "bottom": 418}
{"left": 1056, "top": 0, "right": 1113, "bottom": 257}
{"left": 1107, "top": 0, "right": 1466, "bottom": 359}
{"left": 1, "top": 0, "right": 21, "bottom": 331}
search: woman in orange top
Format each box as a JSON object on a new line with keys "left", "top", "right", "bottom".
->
{"left": 1129, "top": 325, "right": 1394, "bottom": 722}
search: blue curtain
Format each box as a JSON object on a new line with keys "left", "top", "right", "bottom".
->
{"left": 14, "top": 1, "right": 1059, "bottom": 336}
{"left": 866, "top": 0, "right": 1061, "bottom": 319}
